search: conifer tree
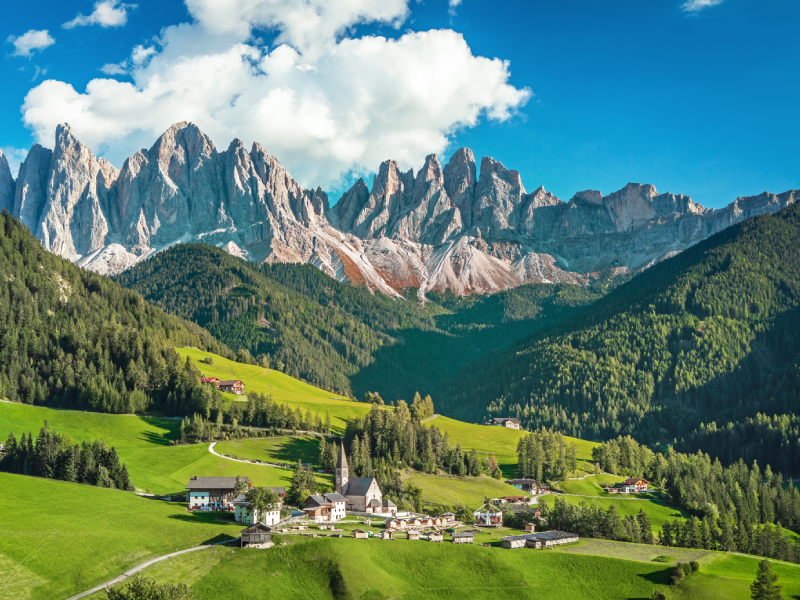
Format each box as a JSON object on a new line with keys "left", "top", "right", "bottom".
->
{"left": 751, "top": 559, "right": 783, "bottom": 600}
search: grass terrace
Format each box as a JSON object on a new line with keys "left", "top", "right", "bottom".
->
{"left": 401, "top": 472, "right": 528, "bottom": 508}
{"left": 214, "top": 435, "right": 323, "bottom": 467}
{"left": 177, "top": 349, "right": 373, "bottom": 432}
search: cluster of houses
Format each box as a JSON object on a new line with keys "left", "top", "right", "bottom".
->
{"left": 500, "top": 528, "right": 579, "bottom": 549}
{"left": 185, "top": 476, "right": 286, "bottom": 526}
{"left": 200, "top": 376, "right": 245, "bottom": 394}
{"left": 603, "top": 478, "right": 649, "bottom": 494}
{"left": 505, "top": 478, "right": 548, "bottom": 494}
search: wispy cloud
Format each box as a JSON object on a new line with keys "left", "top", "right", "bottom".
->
{"left": 6, "top": 29, "right": 55, "bottom": 57}
{"left": 681, "top": 0, "right": 724, "bottom": 13}
{"left": 63, "top": 0, "right": 137, "bottom": 29}
{"left": 448, "top": 0, "right": 462, "bottom": 16}
{"left": 100, "top": 63, "right": 127, "bottom": 75}
{"left": 31, "top": 66, "right": 47, "bottom": 81}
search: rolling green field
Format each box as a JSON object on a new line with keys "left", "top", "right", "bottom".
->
{"left": 0, "top": 473, "right": 243, "bottom": 600}
{"left": 189, "top": 536, "right": 673, "bottom": 599}
{"left": 424, "top": 415, "right": 599, "bottom": 476}
{"left": 0, "top": 402, "right": 331, "bottom": 494}
{"left": 215, "top": 436, "right": 323, "bottom": 467}
{"left": 538, "top": 493, "right": 690, "bottom": 533}
{"left": 402, "top": 472, "right": 531, "bottom": 508}
{"left": 176, "top": 349, "right": 372, "bottom": 432}
{"left": 554, "top": 474, "right": 626, "bottom": 496}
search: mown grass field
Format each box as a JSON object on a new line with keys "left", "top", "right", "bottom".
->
{"left": 538, "top": 493, "right": 690, "bottom": 533}
{"left": 424, "top": 415, "right": 599, "bottom": 477}
{"left": 401, "top": 472, "right": 533, "bottom": 508}
{"left": 189, "top": 536, "right": 674, "bottom": 599}
{"left": 215, "top": 436, "right": 323, "bottom": 467}
{"left": 669, "top": 553, "right": 800, "bottom": 599}
{"left": 0, "top": 402, "right": 331, "bottom": 494}
{"left": 177, "top": 349, "right": 372, "bottom": 432}
{"left": 554, "top": 474, "right": 625, "bottom": 496}
{"left": 0, "top": 473, "right": 243, "bottom": 600}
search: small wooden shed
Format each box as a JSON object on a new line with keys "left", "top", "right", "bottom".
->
{"left": 428, "top": 532, "right": 444, "bottom": 543}
{"left": 353, "top": 529, "right": 369, "bottom": 539}
{"left": 240, "top": 522, "right": 271, "bottom": 547}
{"left": 524, "top": 523, "right": 536, "bottom": 532}
{"left": 407, "top": 531, "right": 420, "bottom": 540}
{"left": 380, "top": 530, "right": 393, "bottom": 540}
{"left": 452, "top": 531, "right": 475, "bottom": 544}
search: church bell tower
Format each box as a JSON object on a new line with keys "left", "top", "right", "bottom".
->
{"left": 335, "top": 443, "right": 349, "bottom": 494}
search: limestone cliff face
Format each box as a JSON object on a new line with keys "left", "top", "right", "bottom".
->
{"left": 0, "top": 150, "right": 15, "bottom": 214}
{"left": 8, "top": 123, "right": 799, "bottom": 298}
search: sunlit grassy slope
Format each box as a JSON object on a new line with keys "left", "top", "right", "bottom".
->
{"left": 554, "top": 474, "right": 626, "bottom": 495}
{"left": 0, "top": 402, "right": 331, "bottom": 494}
{"left": 424, "top": 415, "right": 599, "bottom": 477}
{"left": 215, "top": 436, "right": 321, "bottom": 466}
{"left": 538, "top": 493, "right": 690, "bottom": 533}
{"left": 0, "top": 473, "right": 243, "bottom": 600}
{"left": 401, "top": 472, "right": 526, "bottom": 507}
{"left": 177, "top": 348, "right": 372, "bottom": 432}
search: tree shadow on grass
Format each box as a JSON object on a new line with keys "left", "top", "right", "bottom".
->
{"left": 267, "top": 436, "right": 321, "bottom": 465}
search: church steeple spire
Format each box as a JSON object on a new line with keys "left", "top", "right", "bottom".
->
{"left": 335, "top": 442, "right": 349, "bottom": 494}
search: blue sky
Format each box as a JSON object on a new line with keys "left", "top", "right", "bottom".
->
{"left": 2, "top": 0, "right": 798, "bottom": 208}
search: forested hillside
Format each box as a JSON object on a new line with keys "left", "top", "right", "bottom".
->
{"left": 115, "top": 244, "right": 603, "bottom": 399}
{"left": 0, "top": 212, "right": 229, "bottom": 413}
{"left": 437, "top": 203, "right": 800, "bottom": 448}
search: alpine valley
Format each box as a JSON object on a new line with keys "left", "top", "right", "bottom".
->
{"left": 1, "top": 121, "right": 796, "bottom": 298}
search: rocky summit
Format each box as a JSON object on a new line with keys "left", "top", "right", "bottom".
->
{"left": 4, "top": 122, "right": 797, "bottom": 297}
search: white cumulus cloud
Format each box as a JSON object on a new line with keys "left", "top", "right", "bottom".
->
{"left": 63, "top": 0, "right": 137, "bottom": 29}
{"left": 21, "top": 0, "right": 531, "bottom": 190}
{"left": 7, "top": 30, "right": 55, "bottom": 57}
{"left": 681, "top": 0, "right": 724, "bottom": 12}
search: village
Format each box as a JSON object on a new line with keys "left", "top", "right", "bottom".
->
{"left": 183, "top": 439, "right": 590, "bottom": 552}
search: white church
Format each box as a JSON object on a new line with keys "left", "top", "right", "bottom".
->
{"left": 336, "top": 443, "right": 395, "bottom": 515}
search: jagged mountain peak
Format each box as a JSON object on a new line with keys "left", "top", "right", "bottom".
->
{"left": 6, "top": 123, "right": 798, "bottom": 298}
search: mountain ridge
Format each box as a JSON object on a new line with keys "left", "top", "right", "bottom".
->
{"left": 4, "top": 122, "right": 797, "bottom": 297}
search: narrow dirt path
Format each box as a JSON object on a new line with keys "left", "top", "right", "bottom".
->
{"left": 208, "top": 441, "right": 291, "bottom": 469}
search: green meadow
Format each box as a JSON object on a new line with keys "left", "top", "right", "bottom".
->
{"left": 0, "top": 473, "right": 243, "bottom": 600}
{"left": 554, "top": 474, "right": 626, "bottom": 496}
{"left": 424, "top": 415, "right": 599, "bottom": 476}
{"left": 401, "top": 472, "right": 530, "bottom": 508}
{"left": 214, "top": 435, "right": 323, "bottom": 467}
{"left": 538, "top": 493, "right": 690, "bottom": 533}
{"left": 176, "top": 348, "right": 372, "bottom": 432}
{"left": 189, "top": 536, "right": 674, "bottom": 599}
{"left": 0, "top": 402, "right": 331, "bottom": 494}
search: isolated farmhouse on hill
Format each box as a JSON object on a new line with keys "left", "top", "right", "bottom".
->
{"left": 335, "top": 443, "right": 384, "bottom": 513}
{"left": 200, "top": 376, "right": 245, "bottom": 394}
{"left": 186, "top": 476, "right": 251, "bottom": 510}
{"left": 484, "top": 417, "right": 521, "bottom": 429}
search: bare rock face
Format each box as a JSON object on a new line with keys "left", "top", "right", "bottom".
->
{"left": 7, "top": 122, "right": 799, "bottom": 299}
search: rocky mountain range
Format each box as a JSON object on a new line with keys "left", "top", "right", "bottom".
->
{"left": 1, "top": 122, "right": 796, "bottom": 297}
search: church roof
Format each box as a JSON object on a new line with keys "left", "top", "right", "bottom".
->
{"left": 337, "top": 442, "right": 349, "bottom": 470}
{"left": 343, "top": 477, "right": 377, "bottom": 497}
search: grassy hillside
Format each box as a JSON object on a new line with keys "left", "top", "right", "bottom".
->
{"left": 191, "top": 537, "right": 672, "bottom": 599}
{"left": 0, "top": 473, "right": 242, "bottom": 600}
{"left": 0, "top": 402, "right": 330, "bottom": 494}
{"left": 401, "top": 472, "right": 525, "bottom": 507}
{"left": 425, "top": 415, "right": 599, "bottom": 476}
{"left": 538, "top": 493, "right": 690, "bottom": 533}
{"left": 215, "top": 436, "right": 322, "bottom": 466}
{"left": 176, "top": 348, "right": 371, "bottom": 432}
{"left": 553, "top": 474, "right": 626, "bottom": 496}
{"left": 438, "top": 201, "right": 800, "bottom": 452}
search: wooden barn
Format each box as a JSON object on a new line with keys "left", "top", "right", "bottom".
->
{"left": 501, "top": 530, "right": 578, "bottom": 550}
{"left": 240, "top": 523, "right": 272, "bottom": 547}
{"left": 380, "top": 530, "right": 393, "bottom": 540}
{"left": 407, "top": 531, "right": 420, "bottom": 540}
{"left": 353, "top": 529, "right": 369, "bottom": 539}
{"left": 428, "top": 532, "right": 444, "bottom": 543}
{"left": 452, "top": 532, "right": 475, "bottom": 544}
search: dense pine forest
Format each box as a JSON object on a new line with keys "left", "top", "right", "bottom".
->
{"left": 1, "top": 422, "right": 134, "bottom": 490}
{"left": 587, "top": 435, "right": 800, "bottom": 563}
{"left": 115, "top": 243, "right": 602, "bottom": 400}
{"left": 0, "top": 212, "right": 229, "bottom": 414}
{"left": 437, "top": 203, "right": 800, "bottom": 448}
